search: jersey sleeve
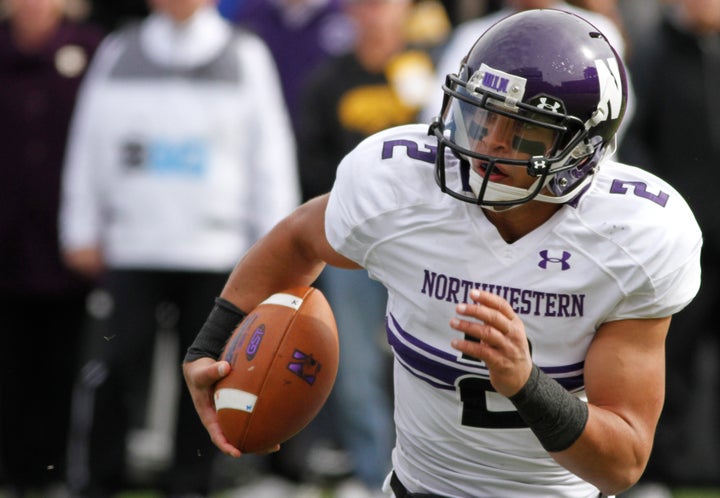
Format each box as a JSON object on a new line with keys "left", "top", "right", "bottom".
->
{"left": 325, "top": 125, "right": 435, "bottom": 266}
{"left": 609, "top": 233, "right": 701, "bottom": 320}
{"left": 594, "top": 164, "right": 703, "bottom": 321}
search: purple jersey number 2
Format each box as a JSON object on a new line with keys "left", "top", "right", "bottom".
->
{"left": 610, "top": 179, "right": 669, "bottom": 207}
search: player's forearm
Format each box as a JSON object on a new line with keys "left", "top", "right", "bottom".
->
{"left": 509, "top": 364, "right": 652, "bottom": 495}
{"left": 183, "top": 213, "right": 325, "bottom": 364}
{"left": 221, "top": 215, "right": 326, "bottom": 313}
{"left": 550, "top": 404, "right": 654, "bottom": 496}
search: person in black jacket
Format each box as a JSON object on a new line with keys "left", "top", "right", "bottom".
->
{"left": 618, "top": 0, "right": 720, "bottom": 489}
{"left": 0, "top": 0, "right": 103, "bottom": 495}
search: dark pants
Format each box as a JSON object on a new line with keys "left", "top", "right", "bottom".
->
{"left": 67, "top": 270, "right": 228, "bottom": 496}
{"left": 0, "top": 292, "right": 88, "bottom": 490}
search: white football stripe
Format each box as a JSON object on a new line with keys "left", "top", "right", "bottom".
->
{"left": 214, "top": 388, "right": 258, "bottom": 412}
{"left": 261, "top": 292, "right": 304, "bottom": 310}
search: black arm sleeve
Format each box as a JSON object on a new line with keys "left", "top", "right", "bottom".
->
{"left": 183, "top": 297, "right": 247, "bottom": 363}
{"left": 509, "top": 364, "right": 589, "bottom": 452}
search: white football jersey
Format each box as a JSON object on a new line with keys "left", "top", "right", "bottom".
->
{"left": 325, "top": 124, "right": 702, "bottom": 497}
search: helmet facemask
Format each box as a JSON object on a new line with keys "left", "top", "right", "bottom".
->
{"left": 432, "top": 66, "right": 598, "bottom": 210}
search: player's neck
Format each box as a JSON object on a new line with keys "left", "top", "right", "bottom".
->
{"left": 482, "top": 201, "right": 562, "bottom": 243}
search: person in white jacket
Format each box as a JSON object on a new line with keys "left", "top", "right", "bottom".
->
{"left": 59, "top": 0, "right": 300, "bottom": 495}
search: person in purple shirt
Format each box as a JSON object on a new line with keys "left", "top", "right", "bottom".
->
{"left": 220, "top": 0, "right": 354, "bottom": 129}
{"left": 0, "top": 0, "right": 103, "bottom": 495}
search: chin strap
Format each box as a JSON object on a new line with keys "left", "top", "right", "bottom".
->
{"left": 468, "top": 166, "right": 595, "bottom": 210}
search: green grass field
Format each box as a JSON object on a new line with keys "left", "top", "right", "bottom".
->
{"left": 673, "top": 491, "right": 720, "bottom": 498}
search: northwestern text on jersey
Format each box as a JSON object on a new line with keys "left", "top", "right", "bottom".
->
{"left": 421, "top": 269, "right": 585, "bottom": 317}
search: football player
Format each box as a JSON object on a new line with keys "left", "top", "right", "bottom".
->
{"left": 184, "top": 9, "right": 702, "bottom": 497}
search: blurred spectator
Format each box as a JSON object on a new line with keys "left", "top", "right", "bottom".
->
{"left": 442, "top": 0, "right": 499, "bottom": 25}
{"left": 0, "top": 0, "right": 103, "bottom": 495}
{"left": 615, "top": 0, "right": 663, "bottom": 65}
{"left": 86, "top": 0, "right": 149, "bottom": 30}
{"left": 294, "top": 0, "right": 438, "bottom": 495}
{"left": 618, "top": 0, "right": 720, "bottom": 490}
{"left": 59, "top": 0, "right": 299, "bottom": 495}
{"left": 405, "top": 1, "right": 452, "bottom": 47}
{"left": 566, "top": 0, "right": 627, "bottom": 36}
{"left": 404, "top": 0, "right": 453, "bottom": 62}
{"left": 220, "top": 0, "right": 355, "bottom": 132}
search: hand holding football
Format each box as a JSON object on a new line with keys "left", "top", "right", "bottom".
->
{"left": 213, "top": 286, "right": 339, "bottom": 453}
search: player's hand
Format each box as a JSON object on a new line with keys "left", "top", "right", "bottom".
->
{"left": 449, "top": 289, "right": 533, "bottom": 397}
{"left": 183, "top": 358, "right": 244, "bottom": 457}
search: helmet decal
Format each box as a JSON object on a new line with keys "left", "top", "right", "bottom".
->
{"left": 594, "top": 57, "right": 624, "bottom": 123}
{"left": 467, "top": 63, "right": 527, "bottom": 104}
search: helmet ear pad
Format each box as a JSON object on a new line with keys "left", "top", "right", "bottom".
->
{"left": 548, "top": 136, "right": 609, "bottom": 198}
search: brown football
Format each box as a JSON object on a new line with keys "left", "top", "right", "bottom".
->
{"left": 213, "top": 286, "right": 339, "bottom": 453}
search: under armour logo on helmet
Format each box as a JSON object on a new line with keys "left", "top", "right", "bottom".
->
{"left": 528, "top": 158, "right": 548, "bottom": 176}
{"left": 538, "top": 250, "right": 572, "bottom": 270}
{"left": 536, "top": 97, "right": 562, "bottom": 113}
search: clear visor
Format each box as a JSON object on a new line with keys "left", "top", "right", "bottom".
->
{"left": 441, "top": 94, "right": 564, "bottom": 161}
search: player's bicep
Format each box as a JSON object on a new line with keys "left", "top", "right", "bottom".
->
{"left": 584, "top": 317, "right": 669, "bottom": 436}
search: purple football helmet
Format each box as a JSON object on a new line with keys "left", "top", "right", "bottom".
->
{"left": 430, "top": 9, "right": 628, "bottom": 208}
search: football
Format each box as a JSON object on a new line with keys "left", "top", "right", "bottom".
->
{"left": 213, "top": 286, "right": 339, "bottom": 453}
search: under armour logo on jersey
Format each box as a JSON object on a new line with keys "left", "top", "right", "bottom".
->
{"left": 538, "top": 250, "right": 572, "bottom": 270}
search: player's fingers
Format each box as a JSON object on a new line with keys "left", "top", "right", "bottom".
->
{"left": 471, "top": 290, "right": 517, "bottom": 321}
{"left": 191, "top": 387, "right": 242, "bottom": 458}
{"left": 452, "top": 299, "right": 528, "bottom": 361}
{"left": 449, "top": 315, "right": 513, "bottom": 368}
{"left": 468, "top": 291, "right": 525, "bottom": 340}
{"left": 449, "top": 333, "right": 505, "bottom": 366}
{"left": 454, "top": 300, "right": 512, "bottom": 338}
{"left": 206, "top": 419, "right": 242, "bottom": 458}
{"left": 256, "top": 444, "right": 281, "bottom": 455}
{"left": 184, "top": 359, "right": 231, "bottom": 389}
{"left": 183, "top": 359, "right": 241, "bottom": 457}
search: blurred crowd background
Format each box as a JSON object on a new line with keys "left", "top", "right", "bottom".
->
{"left": 0, "top": 0, "right": 718, "bottom": 497}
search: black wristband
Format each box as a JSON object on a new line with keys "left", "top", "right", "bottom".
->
{"left": 509, "top": 364, "right": 589, "bottom": 453}
{"left": 184, "top": 297, "right": 247, "bottom": 363}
